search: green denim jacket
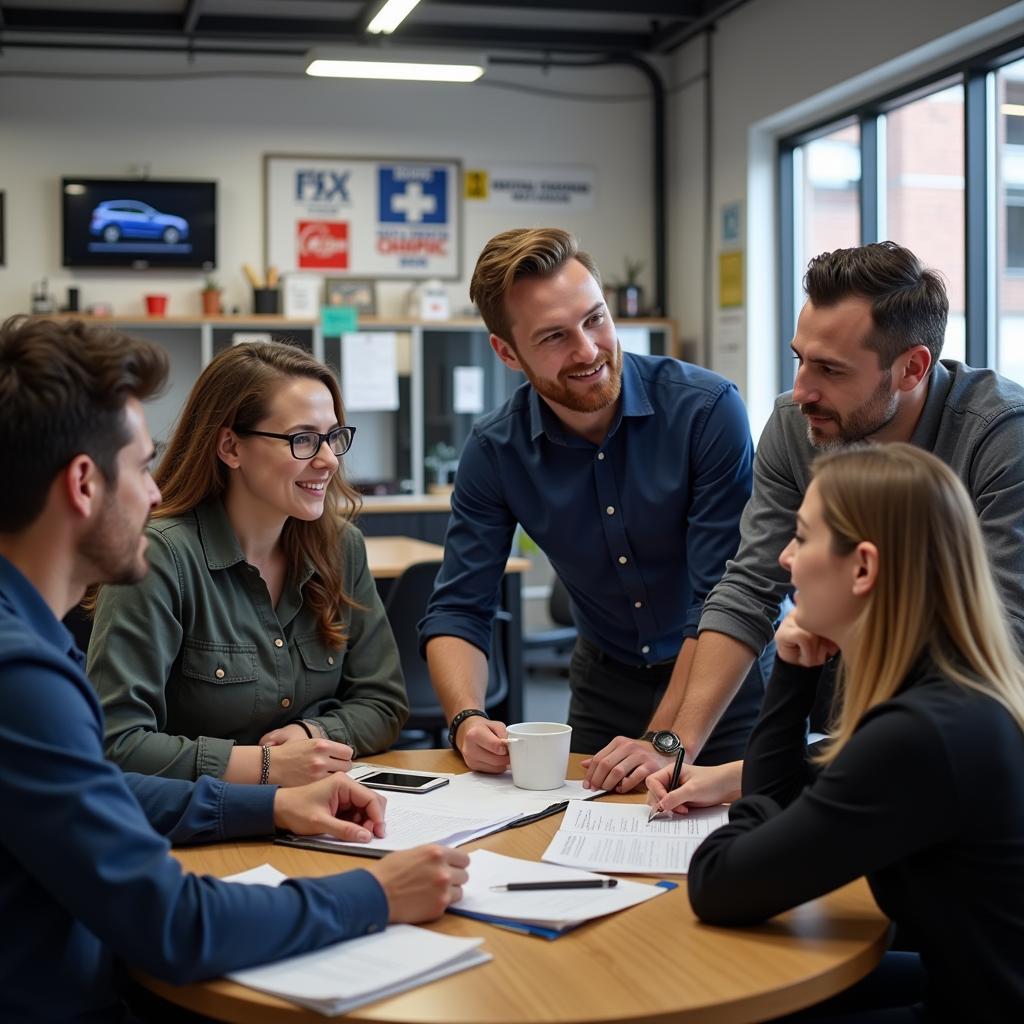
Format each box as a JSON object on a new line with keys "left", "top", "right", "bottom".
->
{"left": 88, "top": 499, "right": 408, "bottom": 779}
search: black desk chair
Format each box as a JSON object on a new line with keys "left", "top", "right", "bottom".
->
{"left": 523, "top": 574, "right": 577, "bottom": 674}
{"left": 383, "top": 560, "right": 510, "bottom": 748}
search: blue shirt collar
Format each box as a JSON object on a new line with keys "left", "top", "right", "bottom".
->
{"left": 0, "top": 553, "right": 81, "bottom": 662}
{"left": 527, "top": 351, "right": 656, "bottom": 443}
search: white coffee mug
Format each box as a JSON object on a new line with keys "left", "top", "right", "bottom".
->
{"left": 505, "top": 722, "right": 572, "bottom": 790}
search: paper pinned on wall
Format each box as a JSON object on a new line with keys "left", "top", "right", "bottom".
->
{"left": 617, "top": 327, "right": 651, "bottom": 356}
{"left": 453, "top": 366, "right": 485, "bottom": 414}
{"left": 342, "top": 332, "right": 399, "bottom": 411}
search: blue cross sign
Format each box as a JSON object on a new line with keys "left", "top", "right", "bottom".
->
{"left": 378, "top": 166, "right": 448, "bottom": 224}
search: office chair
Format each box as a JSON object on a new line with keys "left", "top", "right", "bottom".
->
{"left": 523, "top": 574, "right": 577, "bottom": 674}
{"left": 383, "top": 560, "right": 510, "bottom": 747}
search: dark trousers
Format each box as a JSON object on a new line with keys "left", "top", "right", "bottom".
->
{"left": 566, "top": 636, "right": 772, "bottom": 764}
{"left": 769, "top": 951, "right": 928, "bottom": 1022}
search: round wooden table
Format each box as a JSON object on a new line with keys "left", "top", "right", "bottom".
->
{"left": 139, "top": 751, "right": 890, "bottom": 1023}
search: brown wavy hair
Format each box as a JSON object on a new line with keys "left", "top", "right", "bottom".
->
{"left": 469, "top": 228, "right": 601, "bottom": 347}
{"left": 155, "top": 343, "right": 361, "bottom": 647}
{"left": 812, "top": 444, "right": 1024, "bottom": 762}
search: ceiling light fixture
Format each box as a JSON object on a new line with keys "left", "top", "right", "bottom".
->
{"left": 366, "top": 0, "right": 423, "bottom": 35}
{"left": 306, "top": 48, "right": 486, "bottom": 83}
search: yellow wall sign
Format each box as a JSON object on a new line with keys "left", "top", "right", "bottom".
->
{"left": 465, "top": 169, "right": 489, "bottom": 200}
{"left": 718, "top": 250, "right": 743, "bottom": 308}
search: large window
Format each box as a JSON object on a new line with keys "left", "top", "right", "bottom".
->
{"left": 997, "top": 56, "right": 1024, "bottom": 385}
{"left": 780, "top": 41, "right": 1024, "bottom": 387}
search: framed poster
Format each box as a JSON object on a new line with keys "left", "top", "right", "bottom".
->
{"left": 264, "top": 154, "right": 461, "bottom": 280}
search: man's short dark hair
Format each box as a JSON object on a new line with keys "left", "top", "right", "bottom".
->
{"left": 803, "top": 241, "right": 948, "bottom": 368}
{"left": 0, "top": 316, "right": 168, "bottom": 532}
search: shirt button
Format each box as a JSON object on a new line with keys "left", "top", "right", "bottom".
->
{"left": 327, "top": 655, "right": 335, "bottom": 665}
{"left": 281, "top": 698, "right": 291, "bottom": 709}
{"left": 641, "top": 645, "right": 650, "bottom": 654}
{"left": 214, "top": 668, "right": 225, "bottom": 679}
{"left": 618, "top": 556, "right": 628, "bottom": 565}
{"left": 597, "top": 452, "right": 605, "bottom": 461}
{"left": 606, "top": 506, "right": 615, "bottom": 516}
{"left": 274, "top": 638, "right": 284, "bottom": 648}
{"left": 634, "top": 601, "right": 643, "bottom": 609}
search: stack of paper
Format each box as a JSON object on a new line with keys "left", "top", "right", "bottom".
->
{"left": 223, "top": 865, "right": 490, "bottom": 1016}
{"left": 542, "top": 800, "right": 730, "bottom": 875}
{"left": 278, "top": 765, "right": 604, "bottom": 858}
{"left": 449, "top": 850, "right": 671, "bottom": 938}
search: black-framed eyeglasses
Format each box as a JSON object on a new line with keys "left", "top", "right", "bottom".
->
{"left": 236, "top": 425, "right": 356, "bottom": 460}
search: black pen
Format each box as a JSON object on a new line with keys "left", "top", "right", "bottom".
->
{"left": 502, "top": 800, "right": 569, "bottom": 829}
{"left": 648, "top": 746, "right": 686, "bottom": 823}
{"left": 490, "top": 879, "right": 618, "bottom": 891}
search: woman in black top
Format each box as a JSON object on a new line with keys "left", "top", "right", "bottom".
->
{"left": 654, "top": 444, "right": 1024, "bottom": 1022}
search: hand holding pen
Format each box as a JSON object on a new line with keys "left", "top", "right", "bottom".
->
{"left": 646, "top": 760, "right": 744, "bottom": 819}
{"left": 647, "top": 747, "right": 686, "bottom": 823}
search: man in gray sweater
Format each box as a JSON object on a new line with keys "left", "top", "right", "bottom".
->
{"left": 584, "top": 241, "right": 1024, "bottom": 791}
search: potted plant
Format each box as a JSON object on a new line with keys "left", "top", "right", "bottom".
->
{"left": 201, "top": 275, "right": 222, "bottom": 316}
{"left": 614, "top": 258, "right": 645, "bottom": 319}
{"left": 424, "top": 442, "right": 458, "bottom": 495}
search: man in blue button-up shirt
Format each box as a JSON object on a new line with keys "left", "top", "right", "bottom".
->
{"left": 0, "top": 315, "right": 468, "bottom": 1023}
{"left": 420, "top": 229, "right": 761, "bottom": 789}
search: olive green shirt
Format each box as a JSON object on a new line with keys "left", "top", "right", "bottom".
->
{"left": 88, "top": 499, "right": 408, "bottom": 780}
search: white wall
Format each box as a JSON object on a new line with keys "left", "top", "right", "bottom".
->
{"left": 668, "top": 0, "right": 1024, "bottom": 434}
{"left": 0, "top": 55, "right": 655, "bottom": 320}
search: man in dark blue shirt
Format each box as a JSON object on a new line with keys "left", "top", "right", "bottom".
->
{"left": 0, "top": 315, "right": 468, "bottom": 1023}
{"left": 419, "top": 228, "right": 761, "bottom": 789}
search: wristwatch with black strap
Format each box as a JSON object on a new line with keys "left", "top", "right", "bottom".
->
{"left": 639, "top": 729, "right": 683, "bottom": 756}
{"left": 448, "top": 707, "right": 488, "bottom": 753}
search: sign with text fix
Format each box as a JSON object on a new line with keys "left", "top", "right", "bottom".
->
{"left": 264, "top": 155, "right": 461, "bottom": 279}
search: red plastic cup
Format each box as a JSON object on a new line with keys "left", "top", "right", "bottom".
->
{"left": 145, "top": 294, "right": 168, "bottom": 316}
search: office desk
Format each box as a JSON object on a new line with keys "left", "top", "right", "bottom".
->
{"left": 142, "top": 751, "right": 889, "bottom": 1024}
{"left": 363, "top": 535, "right": 530, "bottom": 579}
{"left": 364, "top": 537, "right": 530, "bottom": 723}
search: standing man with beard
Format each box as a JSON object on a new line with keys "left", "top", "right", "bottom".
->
{"left": 588, "top": 241, "right": 1024, "bottom": 790}
{"left": 420, "top": 228, "right": 761, "bottom": 782}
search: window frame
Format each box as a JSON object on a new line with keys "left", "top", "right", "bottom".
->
{"left": 778, "top": 34, "right": 1024, "bottom": 388}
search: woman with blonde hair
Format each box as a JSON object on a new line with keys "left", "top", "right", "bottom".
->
{"left": 659, "top": 444, "right": 1024, "bottom": 1021}
{"left": 88, "top": 342, "right": 408, "bottom": 784}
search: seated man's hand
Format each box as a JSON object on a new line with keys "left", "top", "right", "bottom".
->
{"left": 646, "top": 760, "right": 742, "bottom": 816}
{"left": 581, "top": 737, "right": 671, "bottom": 793}
{"left": 273, "top": 774, "right": 386, "bottom": 842}
{"left": 456, "top": 717, "right": 511, "bottom": 773}
{"left": 775, "top": 608, "right": 837, "bottom": 667}
{"left": 368, "top": 845, "right": 470, "bottom": 923}
{"left": 264, "top": 738, "right": 355, "bottom": 785}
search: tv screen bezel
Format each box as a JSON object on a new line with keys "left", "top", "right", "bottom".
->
{"left": 61, "top": 177, "right": 217, "bottom": 271}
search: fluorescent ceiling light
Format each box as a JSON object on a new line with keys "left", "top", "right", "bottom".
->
{"left": 306, "top": 48, "right": 486, "bottom": 83}
{"left": 1003, "top": 103, "right": 1024, "bottom": 117}
{"left": 367, "top": 0, "right": 422, "bottom": 35}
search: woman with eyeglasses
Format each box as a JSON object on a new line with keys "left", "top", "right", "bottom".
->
{"left": 659, "top": 444, "right": 1024, "bottom": 1022}
{"left": 88, "top": 342, "right": 408, "bottom": 784}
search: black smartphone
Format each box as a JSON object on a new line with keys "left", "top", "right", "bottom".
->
{"left": 357, "top": 770, "right": 450, "bottom": 794}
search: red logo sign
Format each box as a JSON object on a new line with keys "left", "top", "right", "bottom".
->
{"left": 297, "top": 220, "right": 349, "bottom": 268}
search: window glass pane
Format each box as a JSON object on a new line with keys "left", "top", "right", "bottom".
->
{"left": 996, "top": 57, "right": 1024, "bottom": 385}
{"left": 882, "top": 83, "right": 965, "bottom": 362}
{"left": 794, "top": 122, "right": 861, "bottom": 276}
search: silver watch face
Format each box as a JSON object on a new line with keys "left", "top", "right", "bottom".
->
{"left": 652, "top": 730, "right": 682, "bottom": 755}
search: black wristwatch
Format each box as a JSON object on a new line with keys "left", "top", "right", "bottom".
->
{"left": 640, "top": 729, "right": 683, "bottom": 756}
{"left": 448, "top": 708, "right": 488, "bottom": 753}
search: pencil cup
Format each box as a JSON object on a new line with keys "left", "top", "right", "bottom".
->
{"left": 506, "top": 722, "right": 572, "bottom": 790}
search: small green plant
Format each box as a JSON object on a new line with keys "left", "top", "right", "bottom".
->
{"left": 203, "top": 275, "right": 221, "bottom": 292}
{"left": 424, "top": 442, "right": 459, "bottom": 484}
{"left": 622, "top": 258, "right": 645, "bottom": 285}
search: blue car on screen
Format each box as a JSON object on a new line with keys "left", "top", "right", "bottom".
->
{"left": 90, "top": 200, "right": 189, "bottom": 245}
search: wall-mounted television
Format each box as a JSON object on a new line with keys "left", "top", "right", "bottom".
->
{"left": 62, "top": 178, "right": 216, "bottom": 269}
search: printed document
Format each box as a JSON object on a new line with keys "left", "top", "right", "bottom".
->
{"left": 222, "top": 865, "right": 490, "bottom": 1015}
{"left": 542, "top": 800, "right": 729, "bottom": 874}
